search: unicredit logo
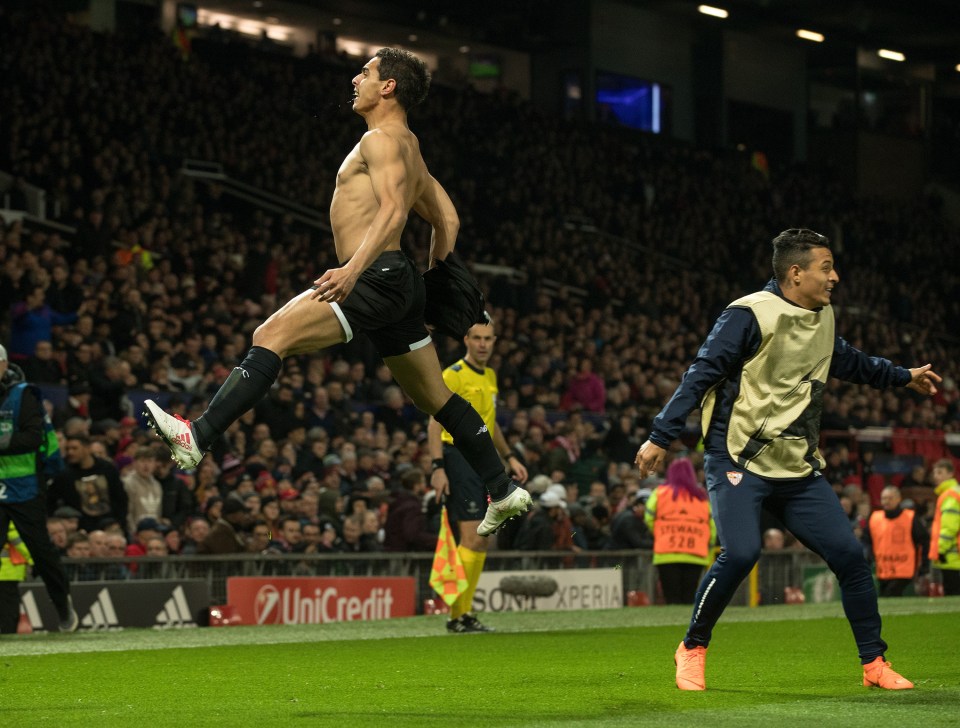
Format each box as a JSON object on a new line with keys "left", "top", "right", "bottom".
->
{"left": 253, "top": 584, "right": 395, "bottom": 625}
{"left": 255, "top": 585, "right": 282, "bottom": 624}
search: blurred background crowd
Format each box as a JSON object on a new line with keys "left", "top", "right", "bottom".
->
{"left": 1, "top": 3, "right": 958, "bottom": 573}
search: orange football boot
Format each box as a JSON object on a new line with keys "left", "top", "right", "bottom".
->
{"left": 862, "top": 657, "right": 914, "bottom": 690}
{"left": 675, "top": 641, "right": 707, "bottom": 691}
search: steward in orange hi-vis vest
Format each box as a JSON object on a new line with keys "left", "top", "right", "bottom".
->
{"left": 644, "top": 459, "right": 716, "bottom": 606}
{"left": 651, "top": 486, "right": 711, "bottom": 558}
{"left": 868, "top": 509, "right": 918, "bottom": 580}
{"left": 862, "top": 485, "right": 930, "bottom": 597}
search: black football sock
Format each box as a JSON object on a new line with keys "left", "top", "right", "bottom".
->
{"left": 193, "top": 346, "right": 282, "bottom": 451}
{"left": 434, "top": 394, "right": 511, "bottom": 500}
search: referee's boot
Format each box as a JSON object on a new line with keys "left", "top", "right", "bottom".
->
{"left": 143, "top": 399, "right": 205, "bottom": 469}
{"left": 446, "top": 613, "right": 494, "bottom": 634}
{"left": 675, "top": 641, "right": 707, "bottom": 691}
{"left": 862, "top": 657, "right": 914, "bottom": 689}
{"left": 477, "top": 482, "right": 532, "bottom": 536}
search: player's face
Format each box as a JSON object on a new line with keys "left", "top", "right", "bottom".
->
{"left": 352, "top": 58, "right": 382, "bottom": 114}
{"left": 792, "top": 247, "right": 838, "bottom": 309}
{"left": 464, "top": 324, "right": 496, "bottom": 367}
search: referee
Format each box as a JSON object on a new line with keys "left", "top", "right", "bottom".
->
{"left": 428, "top": 320, "right": 528, "bottom": 633}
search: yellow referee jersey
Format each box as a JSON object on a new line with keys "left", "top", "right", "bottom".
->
{"left": 440, "top": 359, "right": 498, "bottom": 445}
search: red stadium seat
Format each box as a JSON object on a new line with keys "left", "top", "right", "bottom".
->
{"left": 917, "top": 429, "right": 948, "bottom": 462}
{"left": 842, "top": 473, "right": 862, "bottom": 487}
{"left": 866, "top": 474, "right": 887, "bottom": 509}
{"left": 891, "top": 428, "right": 914, "bottom": 456}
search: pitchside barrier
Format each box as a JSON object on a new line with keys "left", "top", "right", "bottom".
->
{"left": 26, "top": 549, "right": 881, "bottom": 622}
{"left": 19, "top": 579, "right": 210, "bottom": 632}
{"left": 47, "top": 550, "right": 652, "bottom": 609}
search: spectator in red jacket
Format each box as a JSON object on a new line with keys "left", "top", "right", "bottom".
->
{"left": 561, "top": 358, "right": 606, "bottom": 413}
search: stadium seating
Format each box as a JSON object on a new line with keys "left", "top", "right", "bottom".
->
{"left": 1, "top": 4, "right": 957, "bottom": 576}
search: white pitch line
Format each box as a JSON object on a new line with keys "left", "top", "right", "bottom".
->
{"left": 3, "top": 598, "right": 958, "bottom": 658}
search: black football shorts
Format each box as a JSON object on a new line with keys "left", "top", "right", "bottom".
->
{"left": 326, "top": 250, "right": 431, "bottom": 358}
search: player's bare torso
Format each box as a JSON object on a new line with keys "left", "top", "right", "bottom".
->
{"left": 329, "top": 124, "right": 429, "bottom": 263}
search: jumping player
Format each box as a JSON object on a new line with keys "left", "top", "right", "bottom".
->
{"left": 144, "top": 49, "right": 531, "bottom": 537}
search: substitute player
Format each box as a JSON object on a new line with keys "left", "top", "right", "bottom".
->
{"left": 429, "top": 320, "right": 528, "bottom": 633}
{"left": 636, "top": 228, "right": 939, "bottom": 691}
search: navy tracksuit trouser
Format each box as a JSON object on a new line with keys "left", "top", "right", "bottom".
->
{"left": 684, "top": 454, "right": 887, "bottom": 664}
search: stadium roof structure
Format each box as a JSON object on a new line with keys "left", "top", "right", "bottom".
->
{"left": 202, "top": 0, "right": 959, "bottom": 72}
{"left": 676, "top": 0, "right": 959, "bottom": 65}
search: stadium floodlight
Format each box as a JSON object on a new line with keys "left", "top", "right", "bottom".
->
{"left": 878, "top": 49, "right": 906, "bottom": 62}
{"left": 697, "top": 5, "right": 728, "bottom": 19}
{"left": 796, "top": 29, "right": 824, "bottom": 43}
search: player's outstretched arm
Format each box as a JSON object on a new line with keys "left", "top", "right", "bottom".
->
{"left": 412, "top": 174, "right": 459, "bottom": 266}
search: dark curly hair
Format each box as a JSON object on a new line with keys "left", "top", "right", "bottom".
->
{"left": 375, "top": 48, "right": 430, "bottom": 110}
{"left": 771, "top": 228, "right": 830, "bottom": 282}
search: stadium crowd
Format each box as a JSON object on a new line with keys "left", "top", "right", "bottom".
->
{"left": 1, "top": 3, "right": 958, "bottom": 591}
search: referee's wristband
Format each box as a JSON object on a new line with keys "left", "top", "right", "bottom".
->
{"left": 431, "top": 458, "right": 445, "bottom": 472}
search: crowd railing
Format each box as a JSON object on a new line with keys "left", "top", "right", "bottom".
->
{"left": 49, "top": 548, "right": 843, "bottom": 611}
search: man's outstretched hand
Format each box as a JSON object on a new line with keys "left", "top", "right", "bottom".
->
{"left": 635, "top": 440, "right": 666, "bottom": 480}
{"left": 906, "top": 364, "right": 941, "bottom": 396}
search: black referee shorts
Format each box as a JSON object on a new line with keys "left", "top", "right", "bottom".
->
{"left": 442, "top": 443, "right": 488, "bottom": 523}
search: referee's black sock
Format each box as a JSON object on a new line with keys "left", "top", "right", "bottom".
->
{"left": 434, "top": 394, "right": 511, "bottom": 500}
{"left": 193, "top": 346, "right": 282, "bottom": 451}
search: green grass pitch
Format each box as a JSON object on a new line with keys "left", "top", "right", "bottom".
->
{"left": 2, "top": 598, "right": 958, "bottom": 727}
